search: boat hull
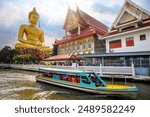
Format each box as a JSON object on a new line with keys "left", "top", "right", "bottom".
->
{"left": 36, "top": 77, "right": 138, "bottom": 95}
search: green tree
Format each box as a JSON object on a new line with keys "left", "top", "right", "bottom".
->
{"left": 13, "top": 54, "right": 37, "bottom": 64}
{"left": 0, "top": 46, "right": 19, "bottom": 63}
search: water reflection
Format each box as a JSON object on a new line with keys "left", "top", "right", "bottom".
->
{"left": 0, "top": 69, "right": 150, "bottom": 100}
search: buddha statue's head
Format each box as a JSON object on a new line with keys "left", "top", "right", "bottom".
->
{"left": 28, "top": 7, "right": 39, "bottom": 25}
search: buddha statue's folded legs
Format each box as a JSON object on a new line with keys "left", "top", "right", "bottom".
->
{"left": 15, "top": 43, "right": 52, "bottom": 53}
{"left": 15, "top": 43, "right": 37, "bottom": 49}
{"left": 38, "top": 46, "right": 52, "bottom": 53}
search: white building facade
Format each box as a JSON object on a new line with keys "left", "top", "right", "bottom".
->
{"left": 102, "top": 0, "right": 150, "bottom": 53}
{"left": 79, "top": 0, "right": 150, "bottom": 76}
{"left": 105, "top": 27, "right": 150, "bottom": 53}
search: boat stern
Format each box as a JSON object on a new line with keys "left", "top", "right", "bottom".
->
{"left": 98, "top": 84, "right": 139, "bottom": 94}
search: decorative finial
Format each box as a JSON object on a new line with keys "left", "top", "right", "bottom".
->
{"left": 76, "top": 3, "right": 80, "bottom": 12}
{"left": 33, "top": 7, "right": 36, "bottom": 12}
{"left": 66, "top": 0, "right": 69, "bottom": 7}
{"left": 76, "top": 2, "right": 79, "bottom": 9}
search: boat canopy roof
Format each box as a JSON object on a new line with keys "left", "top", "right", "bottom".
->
{"left": 39, "top": 68, "right": 94, "bottom": 75}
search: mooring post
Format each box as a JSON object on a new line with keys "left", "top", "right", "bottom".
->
{"left": 132, "top": 62, "right": 136, "bottom": 77}
{"left": 100, "top": 63, "right": 102, "bottom": 75}
{"left": 76, "top": 63, "right": 78, "bottom": 70}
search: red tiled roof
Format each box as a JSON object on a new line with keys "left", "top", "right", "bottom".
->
{"left": 55, "top": 8, "right": 109, "bottom": 45}
{"left": 63, "top": 7, "right": 108, "bottom": 35}
{"left": 77, "top": 9, "right": 109, "bottom": 33}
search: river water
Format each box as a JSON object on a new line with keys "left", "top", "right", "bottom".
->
{"left": 0, "top": 69, "right": 150, "bottom": 100}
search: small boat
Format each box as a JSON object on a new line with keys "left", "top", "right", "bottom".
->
{"left": 36, "top": 68, "right": 138, "bottom": 95}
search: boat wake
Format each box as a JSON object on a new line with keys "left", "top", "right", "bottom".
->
{"left": 32, "top": 90, "right": 70, "bottom": 100}
{"left": 0, "top": 73, "right": 36, "bottom": 82}
{"left": 0, "top": 87, "right": 41, "bottom": 95}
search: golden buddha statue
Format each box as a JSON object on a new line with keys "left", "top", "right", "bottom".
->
{"left": 15, "top": 7, "right": 52, "bottom": 53}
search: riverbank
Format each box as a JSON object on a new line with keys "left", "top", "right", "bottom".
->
{"left": 0, "top": 64, "right": 150, "bottom": 83}
{"left": 1, "top": 67, "right": 150, "bottom": 85}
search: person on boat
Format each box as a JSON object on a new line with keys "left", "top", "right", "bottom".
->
{"left": 68, "top": 75, "right": 72, "bottom": 82}
{"left": 43, "top": 72, "right": 49, "bottom": 77}
{"left": 82, "top": 76, "right": 90, "bottom": 84}
{"left": 64, "top": 75, "right": 68, "bottom": 81}
{"left": 72, "top": 76, "right": 77, "bottom": 83}
{"left": 88, "top": 74, "right": 101, "bottom": 87}
{"left": 89, "top": 74, "right": 96, "bottom": 83}
{"left": 61, "top": 74, "right": 65, "bottom": 80}
{"left": 47, "top": 72, "right": 51, "bottom": 77}
{"left": 77, "top": 77, "right": 80, "bottom": 83}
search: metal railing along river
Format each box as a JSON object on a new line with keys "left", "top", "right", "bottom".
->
{"left": 0, "top": 63, "right": 135, "bottom": 77}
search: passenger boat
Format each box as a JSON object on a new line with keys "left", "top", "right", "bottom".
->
{"left": 36, "top": 68, "right": 138, "bottom": 95}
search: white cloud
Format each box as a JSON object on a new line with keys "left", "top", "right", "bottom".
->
{"left": 29, "top": 0, "right": 68, "bottom": 25}
{"left": 44, "top": 34, "right": 55, "bottom": 48}
{"left": 0, "top": 0, "right": 149, "bottom": 49}
{"left": 94, "top": 0, "right": 123, "bottom": 7}
{"left": 0, "top": 0, "right": 67, "bottom": 27}
{"left": 132, "top": 0, "right": 145, "bottom": 6}
{"left": 0, "top": 0, "right": 148, "bottom": 27}
{"left": 0, "top": 2, "right": 26, "bottom": 27}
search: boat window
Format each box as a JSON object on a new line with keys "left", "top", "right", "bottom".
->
{"left": 81, "top": 76, "right": 91, "bottom": 84}
{"left": 88, "top": 73, "right": 97, "bottom": 82}
{"left": 88, "top": 73, "right": 101, "bottom": 87}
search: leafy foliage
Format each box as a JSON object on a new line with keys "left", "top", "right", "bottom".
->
{"left": 0, "top": 46, "right": 19, "bottom": 63}
{"left": 13, "top": 54, "right": 37, "bottom": 64}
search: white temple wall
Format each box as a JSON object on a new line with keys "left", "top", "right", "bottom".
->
{"left": 106, "top": 28, "right": 150, "bottom": 53}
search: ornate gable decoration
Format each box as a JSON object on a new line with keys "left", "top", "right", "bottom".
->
{"left": 63, "top": 8, "right": 78, "bottom": 31}
{"left": 111, "top": 0, "right": 150, "bottom": 31}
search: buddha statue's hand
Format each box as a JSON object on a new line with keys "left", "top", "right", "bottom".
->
{"left": 32, "top": 41, "right": 42, "bottom": 46}
{"left": 24, "top": 37, "right": 41, "bottom": 46}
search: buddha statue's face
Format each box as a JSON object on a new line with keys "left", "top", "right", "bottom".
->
{"left": 29, "top": 13, "right": 39, "bottom": 25}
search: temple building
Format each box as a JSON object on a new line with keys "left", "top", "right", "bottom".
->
{"left": 78, "top": 0, "right": 150, "bottom": 75}
{"left": 103, "top": 0, "right": 150, "bottom": 53}
{"left": 53, "top": 7, "right": 108, "bottom": 55}
{"left": 48, "top": 0, "right": 150, "bottom": 75}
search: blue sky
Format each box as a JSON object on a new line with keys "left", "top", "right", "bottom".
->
{"left": 0, "top": 0, "right": 149, "bottom": 49}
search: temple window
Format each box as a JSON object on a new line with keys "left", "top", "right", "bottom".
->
{"left": 109, "top": 40, "right": 122, "bottom": 49}
{"left": 74, "top": 46, "right": 76, "bottom": 50}
{"left": 67, "top": 48, "right": 69, "bottom": 52}
{"left": 140, "top": 34, "right": 146, "bottom": 41}
{"left": 126, "top": 37, "right": 134, "bottom": 47}
{"left": 72, "top": 46, "right": 75, "bottom": 50}
{"left": 61, "top": 49, "right": 64, "bottom": 53}
{"left": 65, "top": 48, "right": 68, "bottom": 52}
{"left": 83, "top": 44, "right": 86, "bottom": 49}
{"left": 88, "top": 43, "right": 91, "bottom": 48}
{"left": 69, "top": 47, "right": 72, "bottom": 51}
{"left": 77, "top": 45, "right": 80, "bottom": 50}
